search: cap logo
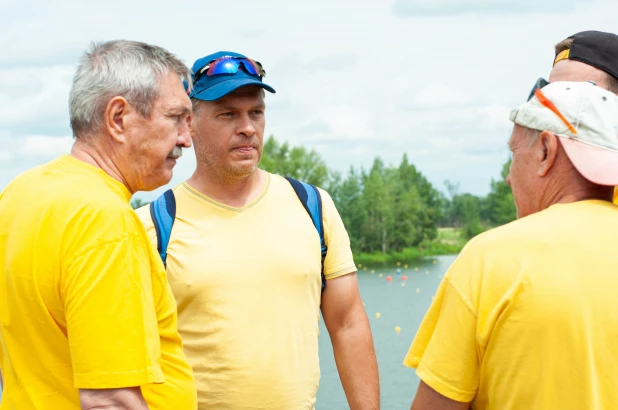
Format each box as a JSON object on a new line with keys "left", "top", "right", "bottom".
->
{"left": 554, "top": 49, "right": 570, "bottom": 66}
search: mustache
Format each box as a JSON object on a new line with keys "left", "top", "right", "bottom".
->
{"left": 167, "top": 146, "right": 183, "bottom": 159}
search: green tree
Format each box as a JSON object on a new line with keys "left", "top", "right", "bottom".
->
{"left": 334, "top": 167, "right": 367, "bottom": 253}
{"left": 397, "top": 154, "right": 442, "bottom": 242}
{"left": 485, "top": 159, "right": 516, "bottom": 225}
{"left": 260, "top": 135, "right": 329, "bottom": 187}
{"left": 361, "top": 158, "right": 395, "bottom": 253}
{"left": 130, "top": 198, "right": 148, "bottom": 210}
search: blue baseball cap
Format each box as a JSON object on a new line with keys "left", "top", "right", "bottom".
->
{"left": 189, "top": 51, "right": 276, "bottom": 101}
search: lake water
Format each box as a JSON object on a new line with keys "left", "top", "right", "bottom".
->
{"left": 316, "top": 254, "right": 457, "bottom": 410}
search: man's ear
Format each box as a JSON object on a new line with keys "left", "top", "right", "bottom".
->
{"left": 104, "top": 96, "right": 130, "bottom": 144}
{"left": 538, "top": 130, "right": 559, "bottom": 177}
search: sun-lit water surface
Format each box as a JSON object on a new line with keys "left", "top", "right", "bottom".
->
{"left": 316, "top": 255, "right": 457, "bottom": 410}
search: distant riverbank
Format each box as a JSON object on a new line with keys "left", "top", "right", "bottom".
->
{"left": 353, "top": 227, "right": 467, "bottom": 266}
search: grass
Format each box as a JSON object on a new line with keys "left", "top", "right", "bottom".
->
{"left": 352, "top": 227, "right": 468, "bottom": 266}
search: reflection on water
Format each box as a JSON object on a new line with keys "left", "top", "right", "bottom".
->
{"left": 316, "top": 255, "right": 457, "bottom": 410}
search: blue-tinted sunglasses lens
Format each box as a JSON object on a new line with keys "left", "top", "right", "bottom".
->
{"left": 206, "top": 58, "right": 262, "bottom": 76}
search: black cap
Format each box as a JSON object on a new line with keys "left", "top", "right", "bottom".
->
{"left": 554, "top": 31, "right": 618, "bottom": 80}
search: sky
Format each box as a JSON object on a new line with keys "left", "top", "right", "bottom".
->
{"left": 1, "top": 0, "right": 617, "bottom": 201}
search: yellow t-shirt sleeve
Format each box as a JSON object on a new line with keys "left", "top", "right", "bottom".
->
{"left": 319, "top": 188, "right": 356, "bottom": 280}
{"left": 134, "top": 204, "right": 157, "bottom": 248}
{"left": 403, "top": 260, "right": 480, "bottom": 402}
{"left": 63, "top": 234, "right": 164, "bottom": 389}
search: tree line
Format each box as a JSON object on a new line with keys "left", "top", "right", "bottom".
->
{"left": 260, "top": 136, "right": 516, "bottom": 255}
{"left": 132, "top": 135, "right": 516, "bottom": 257}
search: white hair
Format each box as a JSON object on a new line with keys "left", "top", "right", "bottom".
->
{"left": 69, "top": 40, "right": 191, "bottom": 138}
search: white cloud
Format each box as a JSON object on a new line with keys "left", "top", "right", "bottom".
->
{"left": 392, "top": 0, "right": 581, "bottom": 16}
{"left": 1, "top": 0, "right": 618, "bottom": 198}
{"left": 0, "top": 66, "right": 73, "bottom": 136}
{"left": 19, "top": 136, "right": 73, "bottom": 157}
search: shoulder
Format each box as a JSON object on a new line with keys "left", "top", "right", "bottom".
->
{"left": 267, "top": 173, "right": 336, "bottom": 204}
{"left": 447, "top": 207, "right": 563, "bottom": 292}
{"left": 135, "top": 202, "right": 153, "bottom": 230}
{"left": 463, "top": 205, "right": 562, "bottom": 256}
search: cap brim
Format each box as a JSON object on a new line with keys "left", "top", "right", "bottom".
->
{"left": 558, "top": 136, "right": 618, "bottom": 186}
{"left": 190, "top": 78, "right": 276, "bottom": 101}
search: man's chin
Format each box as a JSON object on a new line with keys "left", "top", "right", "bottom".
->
{"left": 139, "top": 173, "right": 174, "bottom": 192}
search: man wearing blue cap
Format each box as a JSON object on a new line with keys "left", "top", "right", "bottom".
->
{"left": 136, "top": 51, "right": 379, "bottom": 409}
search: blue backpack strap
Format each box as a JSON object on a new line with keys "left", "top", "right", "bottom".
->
{"left": 149, "top": 189, "right": 176, "bottom": 267}
{"left": 284, "top": 177, "right": 327, "bottom": 291}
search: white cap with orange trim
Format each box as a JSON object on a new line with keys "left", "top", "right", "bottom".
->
{"left": 510, "top": 81, "right": 618, "bottom": 186}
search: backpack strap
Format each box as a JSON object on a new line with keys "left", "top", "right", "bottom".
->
{"left": 149, "top": 189, "right": 176, "bottom": 267}
{"left": 284, "top": 177, "right": 328, "bottom": 291}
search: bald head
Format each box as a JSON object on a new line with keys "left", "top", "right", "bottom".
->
{"left": 550, "top": 33, "right": 618, "bottom": 95}
{"left": 549, "top": 59, "right": 613, "bottom": 90}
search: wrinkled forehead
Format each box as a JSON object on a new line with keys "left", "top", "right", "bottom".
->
{"left": 153, "top": 73, "right": 191, "bottom": 110}
{"left": 508, "top": 124, "right": 529, "bottom": 147}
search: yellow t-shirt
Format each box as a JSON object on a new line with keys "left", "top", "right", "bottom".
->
{"left": 404, "top": 200, "right": 618, "bottom": 409}
{"left": 0, "top": 155, "right": 196, "bottom": 410}
{"left": 136, "top": 173, "right": 356, "bottom": 409}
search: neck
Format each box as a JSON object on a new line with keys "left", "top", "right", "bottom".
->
{"left": 186, "top": 165, "right": 267, "bottom": 208}
{"left": 71, "top": 136, "right": 133, "bottom": 193}
{"left": 538, "top": 167, "right": 614, "bottom": 210}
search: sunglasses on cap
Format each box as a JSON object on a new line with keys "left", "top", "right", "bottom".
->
{"left": 193, "top": 56, "right": 266, "bottom": 85}
{"left": 528, "top": 78, "right": 577, "bottom": 135}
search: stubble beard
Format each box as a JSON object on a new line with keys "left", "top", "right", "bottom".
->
{"left": 196, "top": 145, "right": 261, "bottom": 184}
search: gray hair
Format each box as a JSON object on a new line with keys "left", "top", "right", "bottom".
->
{"left": 525, "top": 127, "right": 541, "bottom": 147}
{"left": 69, "top": 40, "right": 191, "bottom": 138}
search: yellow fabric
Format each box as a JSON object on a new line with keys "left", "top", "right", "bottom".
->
{"left": 136, "top": 173, "right": 356, "bottom": 409}
{"left": 554, "top": 49, "right": 571, "bottom": 65}
{"left": 0, "top": 155, "right": 196, "bottom": 410}
{"left": 404, "top": 200, "right": 618, "bottom": 409}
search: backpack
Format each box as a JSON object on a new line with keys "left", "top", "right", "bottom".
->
{"left": 149, "top": 177, "right": 328, "bottom": 290}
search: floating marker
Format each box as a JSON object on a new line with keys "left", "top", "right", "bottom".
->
{"left": 415, "top": 267, "right": 419, "bottom": 272}
{"left": 401, "top": 283, "right": 406, "bottom": 287}
{"left": 363, "top": 267, "right": 367, "bottom": 271}
{"left": 397, "top": 262, "right": 401, "bottom": 266}
{"left": 404, "top": 264, "right": 408, "bottom": 269}
{"left": 386, "top": 276, "right": 393, "bottom": 282}
{"left": 358, "top": 263, "right": 363, "bottom": 268}
{"left": 395, "top": 326, "right": 401, "bottom": 333}
{"left": 371, "top": 270, "right": 375, "bottom": 274}
{"left": 379, "top": 273, "right": 383, "bottom": 278}
{"left": 416, "top": 288, "right": 420, "bottom": 293}
{"left": 433, "top": 260, "right": 437, "bottom": 264}
{"left": 376, "top": 312, "right": 381, "bottom": 318}
{"left": 426, "top": 270, "right": 430, "bottom": 274}
{"left": 401, "top": 275, "right": 408, "bottom": 281}
{"left": 396, "top": 269, "right": 401, "bottom": 275}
